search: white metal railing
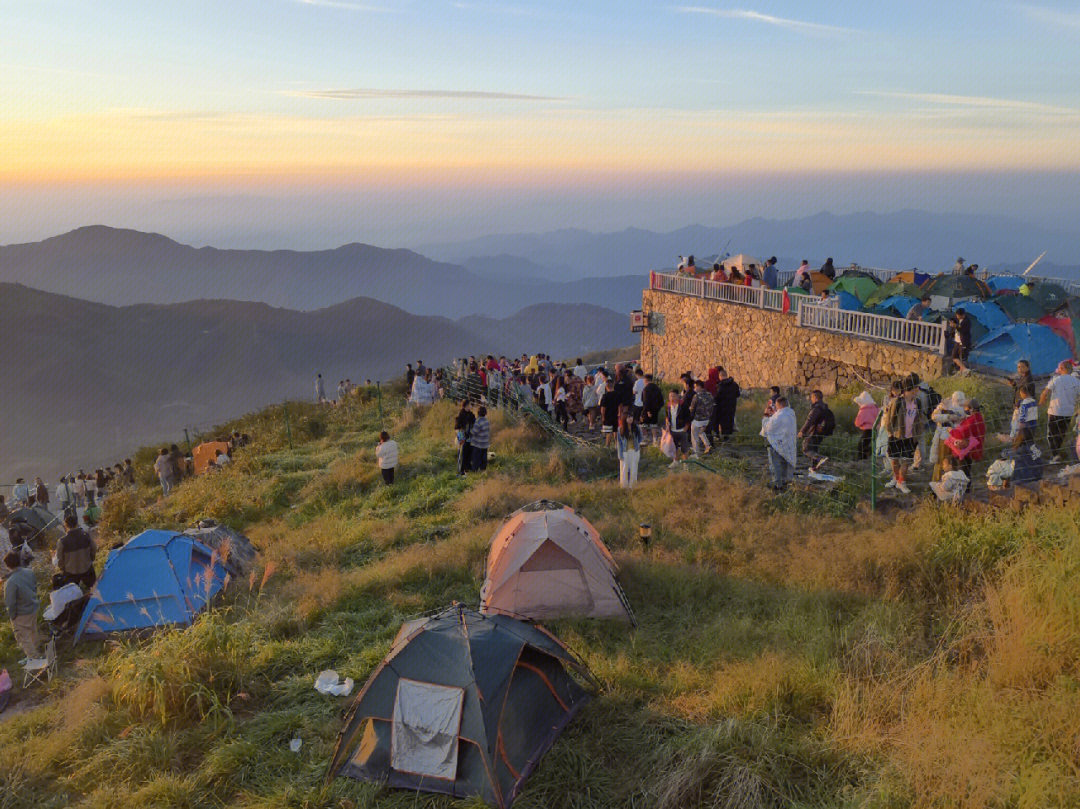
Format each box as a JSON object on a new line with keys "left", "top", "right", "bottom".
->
{"left": 797, "top": 301, "right": 946, "bottom": 353}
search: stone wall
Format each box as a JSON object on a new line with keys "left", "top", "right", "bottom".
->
{"left": 640, "top": 289, "right": 946, "bottom": 393}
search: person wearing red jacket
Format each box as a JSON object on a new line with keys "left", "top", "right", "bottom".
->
{"left": 947, "top": 398, "right": 986, "bottom": 480}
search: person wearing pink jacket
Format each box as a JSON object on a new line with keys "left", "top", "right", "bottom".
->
{"left": 853, "top": 391, "right": 881, "bottom": 460}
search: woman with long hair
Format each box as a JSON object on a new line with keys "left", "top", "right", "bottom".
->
{"left": 616, "top": 406, "right": 642, "bottom": 489}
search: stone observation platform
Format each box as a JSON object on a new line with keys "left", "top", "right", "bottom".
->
{"left": 639, "top": 272, "right": 947, "bottom": 392}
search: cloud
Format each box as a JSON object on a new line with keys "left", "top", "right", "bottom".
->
{"left": 284, "top": 88, "right": 569, "bottom": 101}
{"left": 675, "top": 6, "right": 856, "bottom": 36}
{"left": 1018, "top": 4, "right": 1080, "bottom": 30}
{"left": 856, "top": 91, "right": 1077, "bottom": 116}
{"left": 293, "top": 0, "right": 395, "bottom": 11}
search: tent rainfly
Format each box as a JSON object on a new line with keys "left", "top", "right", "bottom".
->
{"left": 193, "top": 441, "right": 230, "bottom": 475}
{"left": 74, "top": 530, "right": 229, "bottom": 643}
{"left": 480, "top": 500, "right": 634, "bottom": 623}
{"left": 328, "top": 604, "right": 598, "bottom": 808}
{"left": 969, "top": 324, "right": 1072, "bottom": 377}
{"left": 184, "top": 519, "right": 257, "bottom": 576}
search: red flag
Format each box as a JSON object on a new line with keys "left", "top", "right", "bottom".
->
{"left": 782, "top": 288, "right": 791, "bottom": 313}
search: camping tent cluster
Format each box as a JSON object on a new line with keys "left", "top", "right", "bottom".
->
{"left": 789, "top": 269, "right": 1080, "bottom": 376}
{"left": 329, "top": 501, "right": 630, "bottom": 806}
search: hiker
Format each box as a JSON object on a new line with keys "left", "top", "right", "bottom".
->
{"left": 928, "top": 391, "right": 967, "bottom": 479}
{"left": 761, "top": 395, "right": 797, "bottom": 490}
{"left": 762, "top": 256, "right": 779, "bottom": 290}
{"left": 640, "top": 373, "right": 664, "bottom": 445}
{"left": 34, "top": 477, "right": 49, "bottom": 509}
{"left": 470, "top": 407, "right": 492, "bottom": 471}
{"left": 1009, "top": 360, "right": 1034, "bottom": 408}
{"left": 952, "top": 309, "right": 973, "bottom": 375}
{"left": 55, "top": 476, "right": 77, "bottom": 520}
{"left": 1039, "top": 361, "right": 1080, "bottom": 462}
{"left": 573, "top": 358, "right": 587, "bottom": 378}
{"left": 582, "top": 374, "right": 599, "bottom": 430}
{"left": 454, "top": 401, "right": 475, "bottom": 476}
{"left": 4, "top": 549, "right": 41, "bottom": 662}
{"left": 1002, "top": 383, "right": 1038, "bottom": 443}
{"left": 632, "top": 367, "right": 647, "bottom": 422}
{"left": 315, "top": 373, "right": 326, "bottom": 403}
{"left": 409, "top": 370, "right": 436, "bottom": 406}
{"left": 710, "top": 263, "right": 726, "bottom": 282}
{"left": 908, "top": 373, "right": 939, "bottom": 470}
{"left": 946, "top": 397, "right": 985, "bottom": 481}
{"left": 154, "top": 448, "right": 174, "bottom": 494}
{"left": 930, "top": 454, "right": 969, "bottom": 504}
{"left": 405, "top": 363, "right": 415, "bottom": 389}
{"left": 906, "top": 295, "right": 932, "bottom": 320}
{"left": 376, "top": 431, "right": 399, "bottom": 484}
{"left": 853, "top": 391, "right": 880, "bottom": 460}
{"left": 124, "top": 459, "right": 135, "bottom": 485}
{"left": 794, "top": 260, "right": 812, "bottom": 291}
{"left": 565, "top": 370, "right": 584, "bottom": 426}
{"left": 214, "top": 448, "right": 231, "bottom": 467}
{"left": 798, "top": 390, "right": 834, "bottom": 472}
{"left": 616, "top": 407, "right": 642, "bottom": 489}
{"left": 1006, "top": 426, "right": 1044, "bottom": 484}
{"left": 552, "top": 377, "right": 570, "bottom": 430}
{"left": 54, "top": 513, "right": 96, "bottom": 589}
{"left": 663, "top": 390, "right": 691, "bottom": 465}
{"left": 953, "top": 257, "right": 965, "bottom": 275}
{"left": 763, "top": 386, "right": 781, "bottom": 418}
{"left": 11, "top": 478, "right": 29, "bottom": 506}
{"left": 884, "top": 379, "right": 925, "bottom": 494}
{"left": 712, "top": 367, "right": 740, "bottom": 442}
{"left": 689, "top": 380, "right": 715, "bottom": 456}
{"left": 600, "top": 378, "right": 621, "bottom": 447}
{"left": 1019, "top": 278, "right": 1035, "bottom": 297}
{"left": 820, "top": 257, "right": 836, "bottom": 280}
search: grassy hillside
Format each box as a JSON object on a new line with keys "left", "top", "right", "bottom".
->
{"left": 3, "top": 382, "right": 1080, "bottom": 808}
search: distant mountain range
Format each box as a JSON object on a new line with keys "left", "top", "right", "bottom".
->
{"left": 0, "top": 226, "right": 646, "bottom": 318}
{"left": 422, "top": 210, "right": 1080, "bottom": 280}
{"left": 0, "top": 283, "right": 630, "bottom": 480}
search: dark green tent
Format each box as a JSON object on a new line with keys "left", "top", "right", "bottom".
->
{"left": 4, "top": 505, "right": 60, "bottom": 546}
{"left": 923, "top": 274, "right": 990, "bottom": 299}
{"left": 1028, "top": 282, "right": 1070, "bottom": 313}
{"left": 864, "top": 281, "right": 925, "bottom": 308}
{"left": 328, "top": 604, "right": 597, "bottom": 808}
{"left": 996, "top": 294, "right": 1047, "bottom": 322}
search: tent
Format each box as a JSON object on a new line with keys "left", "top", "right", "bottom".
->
{"left": 969, "top": 324, "right": 1072, "bottom": 377}
{"left": 1038, "top": 314, "right": 1076, "bottom": 356}
{"left": 74, "top": 530, "right": 229, "bottom": 643}
{"left": 888, "top": 270, "right": 932, "bottom": 287}
{"left": 833, "top": 291, "right": 863, "bottom": 311}
{"left": 722, "top": 253, "right": 762, "bottom": 274}
{"left": 4, "top": 505, "right": 60, "bottom": 546}
{"left": 922, "top": 274, "right": 990, "bottom": 300}
{"left": 184, "top": 519, "right": 257, "bottom": 576}
{"left": 873, "top": 295, "right": 919, "bottom": 318}
{"left": 955, "top": 300, "right": 1011, "bottom": 332}
{"left": 1028, "top": 282, "right": 1070, "bottom": 313}
{"left": 987, "top": 274, "right": 1025, "bottom": 293}
{"left": 995, "top": 293, "right": 1047, "bottom": 322}
{"left": 828, "top": 275, "right": 879, "bottom": 302}
{"left": 864, "top": 281, "right": 926, "bottom": 308}
{"left": 193, "top": 441, "right": 230, "bottom": 475}
{"left": 480, "top": 501, "right": 633, "bottom": 623}
{"left": 328, "top": 604, "right": 597, "bottom": 808}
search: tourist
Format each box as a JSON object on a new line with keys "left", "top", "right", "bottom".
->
{"left": 853, "top": 391, "right": 880, "bottom": 460}
{"left": 763, "top": 386, "right": 781, "bottom": 418}
{"left": 124, "top": 459, "right": 135, "bottom": 485}
{"left": 1006, "top": 426, "right": 1044, "bottom": 484}
{"left": 952, "top": 309, "right": 973, "bottom": 375}
{"left": 928, "top": 391, "right": 967, "bottom": 479}
{"left": 315, "top": 373, "right": 326, "bottom": 404}
{"left": 632, "top": 367, "right": 647, "bottom": 422}
{"left": 54, "top": 513, "right": 97, "bottom": 589}
{"left": 1009, "top": 359, "right": 1034, "bottom": 408}
{"left": 762, "top": 256, "right": 779, "bottom": 290}
{"left": 930, "top": 454, "right": 969, "bottom": 504}
{"left": 405, "top": 363, "right": 415, "bottom": 390}
{"left": 11, "top": 478, "right": 29, "bottom": 506}
{"left": 1019, "top": 278, "right": 1035, "bottom": 297}
{"left": 214, "top": 448, "right": 231, "bottom": 467}
{"left": 1002, "top": 383, "right": 1038, "bottom": 443}
{"left": 712, "top": 367, "right": 740, "bottom": 442}
{"left": 689, "top": 380, "right": 714, "bottom": 456}
{"left": 794, "top": 260, "right": 812, "bottom": 291}
{"left": 600, "top": 378, "right": 621, "bottom": 447}
{"left": 761, "top": 395, "right": 797, "bottom": 490}
{"left": 884, "top": 379, "right": 925, "bottom": 494}
{"left": 953, "top": 257, "right": 965, "bottom": 275}
{"left": 376, "top": 431, "right": 399, "bottom": 484}
{"left": 470, "top": 407, "right": 492, "bottom": 471}
{"left": 55, "top": 476, "right": 76, "bottom": 520}
{"left": 616, "top": 407, "right": 643, "bottom": 489}
{"left": 640, "top": 373, "right": 664, "bottom": 445}
{"left": 798, "top": 389, "right": 834, "bottom": 472}
{"left": 552, "top": 376, "right": 569, "bottom": 430}
{"left": 454, "top": 401, "right": 475, "bottom": 476}
{"left": 907, "top": 373, "right": 938, "bottom": 470}
{"left": 710, "top": 263, "right": 726, "bottom": 282}
{"left": 409, "top": 370, "right": 436, "bottom": 406}
{"left": 906, "top": 295, "right": 932, "bottom": 320}
{"left": 582, "top": 374, "right": 599, "bottom": 430}
{"left": 154, "top": 448, "right": 174, "bottom": 495}
{"left": 1039, "top": 360, "right": 1080, "bottom": 462}
{"left": 573, "top": 358, "right": 587, "bottom": 379}
{"left": 820, "top": 257, "right": 836, "bottom": 280}
{"left": 664, "top": 390, "right": 691, "bottom": 465}
{"left": 34, "top": 477, "right": 49, "bottom": 509}
{"left": 946, "top": 397, "right": 985, "bottom": 481}
{"left": 4, "top": 549, "right": 41, "bottom": 663}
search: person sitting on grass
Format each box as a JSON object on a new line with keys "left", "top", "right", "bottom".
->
{"left": 214, "top": 448, "right": 231, "bottom": 468}
{"left": 798, "top": 389, "right": 833, "bottom": 472}
{"left": 884, "top": 379, "right": 925, "bottom": 494}
{"left": 929, "top": 454, "right": 969, "bottom": 504}
{"left": 375, "top": 431, "right": 399, "bottom": 485}
{"left": 761, "top": 395, "right": 797, "bottom": 490}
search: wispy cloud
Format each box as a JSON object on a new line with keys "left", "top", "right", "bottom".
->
{"left": 293, "top": 0, "right": 395, "bottom": 11}
{"left": 1018, "top": 3, "right": 1080, "bottom": 30}
{"left": 856, "top": 90, "right": 1077, "bottom": 116}
{"left": 283, "top": 88, "right": 569, "bottom": 101}
{"left": 451, "top": 1, "right": 536, "bottom": 15}
{"left": 675, "top": 6, "right": 856, "bottom": 37}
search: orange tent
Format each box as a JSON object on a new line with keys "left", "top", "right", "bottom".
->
{"left": 193, "top": 441, "right": 230, "bottom": 475}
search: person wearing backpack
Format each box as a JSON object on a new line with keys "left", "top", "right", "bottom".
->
{"left": 798, "top": 389, "right": 834, "bottom": 472}
{"left": 909, "top": 373, "right": 940, "bottom": 470}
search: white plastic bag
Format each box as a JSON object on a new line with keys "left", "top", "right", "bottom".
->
{"left": 314, "top": 669, "right": 354, "bottom": 697}
{"left": 659, "top": 429, "right": 676, "bottom": 460}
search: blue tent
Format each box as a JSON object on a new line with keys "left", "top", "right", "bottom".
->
{"left": 969, "top": 324, "right": 1071, "bottom": 377}
{"left": 74, "top": 530, "right": 228, "bottom": 643}
{"left": 956, "top": 300, "right": 1011, "bottom": 331}
{"left": 987, "top": 275, "right": 1024, "bottom": 293}
{"left": 834, "top": 291, "right": 863, "bottom": 311}
{"left": 874, "top": 295, "right": 920, "bottom": 318}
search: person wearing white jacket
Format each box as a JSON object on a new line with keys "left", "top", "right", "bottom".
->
{"left": 761, "top": 396, "right": 797, "bottom": 490}
{"left": 375, "top": 431, "right": 399, "bottom": 485}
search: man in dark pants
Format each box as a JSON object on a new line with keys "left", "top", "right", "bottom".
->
{"left": 454, "top": 401, "right": 475, "bottom": 476}
{"left": 1039, "top": 361, "right": 1080, "bottom": 462}
{"left": 798, "top": 390, "right": 833, "bottom": 472}
{"left": 55, "top": 513, "right": 97, "bottom": 589}
{"left": 712, "top": 366, "right": 741, "bottom": 442}
{"left": 952, "top": 309, "right": 973, "bottom": 374}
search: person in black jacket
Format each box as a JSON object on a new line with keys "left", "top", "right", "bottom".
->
{"left": 952, "top": 308, "right": 973, "bottom": 375}
{"left": 712, "top": 367, "right": 741, "bottom": 442}
{"left": 454, "top": 401, "right": 475, "bottom": 476}
{"left": 820, "top": 257, "right": 836, "bottom": 279}
{"left": 640, "top": 373, "right": 664, "bottom": 445}
{"left": 798, "top": 389, "right": 833, "bottom": 472}
{"left": 664, "top": 390, "right": 692, "bottom": 463}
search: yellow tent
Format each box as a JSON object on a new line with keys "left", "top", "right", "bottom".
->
{"left": 193, "top": 441, "right": 230, "bottom": 475}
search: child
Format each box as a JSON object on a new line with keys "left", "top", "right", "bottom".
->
{"left": 929, "top": 454, "right": 969, "bottom": 504}
{"left": 853, "top": 391, "right": 880, "bottom": 460}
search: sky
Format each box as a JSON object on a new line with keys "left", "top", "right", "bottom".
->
{"left": 3, "top": 0, "right": 1080, "bottom": 248}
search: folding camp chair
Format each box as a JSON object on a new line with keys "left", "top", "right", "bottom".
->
{"left": 22, "top": 629, "right": 58, "bottom": 687}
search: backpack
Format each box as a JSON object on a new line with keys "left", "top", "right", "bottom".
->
{"left": 820, "top": 406, "right": 836, "bottom": 436}
{"left": 923, "top": 384, "right": 942, "bottom": 412}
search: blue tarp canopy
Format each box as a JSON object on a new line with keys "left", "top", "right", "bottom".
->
{"left": 970, "top": 324, "right": 1072, "bottom": 377}
{"left": 873, "top": 295, "right": 919, "bottom": 318}
{"left": 955, "top": 300, "right": 1011, "bottom": 331}
{"left": 74, "top": 529, "right": 228, "bottom": 643}
{"left": 987, "top": 275, "right": 1024, "bottom": 292}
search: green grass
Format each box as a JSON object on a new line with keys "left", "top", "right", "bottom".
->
{"left": 3, "top": 379, "right": 1080, "bottom": 808}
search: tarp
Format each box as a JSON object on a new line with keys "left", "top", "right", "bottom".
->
{"left": 969, "top": 324, "right": 1072, "bottom": 376}
{"left": 828, "top": 275, "right": 879, "bottom": 302}
{"left": 480, "top": 500, "right": 633, "bottom": 623}
{"left": 922, "top": 274, "right": 990, "bottom": 299}
{"left": 987, "top": 275, "right": 1025, "bottom": 292}
{"left": 328, "top": 604, "right": 596, "bottom": 808}
{"left": 193, "top": 442, "right": 230, "bottom": 475}
{"left": 996, "top": 293, "right": 1047, "bottom": 322}
{"left": 74, "top": 530, "right": 228, "bottom": 642}
{"left": 873, "top": 295, "right": 920, "bottom": 318}
{"left": 956, "top": 300, "right": 1011, "bottom": 332}
{"left": 4, "top": 505, "right": 60, "bottom": 544}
